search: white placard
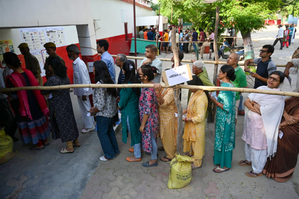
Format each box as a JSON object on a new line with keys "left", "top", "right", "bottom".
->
{"left": 88, "top": 62, "right": 94, "bottom": 73}
{"left": 162, "top": 64, "right": 192, "bottom": 86}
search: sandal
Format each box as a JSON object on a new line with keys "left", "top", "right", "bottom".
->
{"left": 160, "top": 156, "right": 172, "bottom": 162}
{"left": 213, "top": 167, "right": 230, "bottom": 173}
{"left": 60, "top": 148, "right": 74, "bottom": 154}
{"left": 30, "top": 145, "right": 45, "bottom": 150}
{"left": 238, "top": 160, "right": 252, "bottom": 166}
{"left": 73, "top": 143, "right": 81, "bottom": 147}
{"left": 245, "top": 171, "right": 263, "bottom": 177}
{"left": 142, "top": 161, "right": 158, "bottom": 167}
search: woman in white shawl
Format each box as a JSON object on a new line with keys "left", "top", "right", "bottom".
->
{"left": 239, "top": 71, "right": 285, "bottom": 177}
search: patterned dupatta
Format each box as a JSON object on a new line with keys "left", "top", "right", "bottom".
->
{"left": 183, "top": 90, "right": 203, "bottom": 142}
{"left": 6, "top": 69, "right": 49, "bottom": 120}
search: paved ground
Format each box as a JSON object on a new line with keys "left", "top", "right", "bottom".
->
{"left": 1, "top": 26, "right": 299, "bottom": 199}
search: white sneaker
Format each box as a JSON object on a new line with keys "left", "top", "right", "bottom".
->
{"left": 81, "top": 125, "right": 95, "bottom": 134}
{"left": 99, "top": 156, "right": 108, "bottom": 162}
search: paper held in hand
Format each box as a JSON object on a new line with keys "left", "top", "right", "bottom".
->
{"left": 162, "top": 64, "right": 192, "bottom": 87}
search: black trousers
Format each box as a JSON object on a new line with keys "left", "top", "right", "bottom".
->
{"left": 183, "top": 43, "right": 189, "bottom": 53}
{"left": 273, "top": 38, "right": 283, "bottom": 49}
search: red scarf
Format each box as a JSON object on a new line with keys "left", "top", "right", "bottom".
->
{"left": 6, "top": 69, "right": 48, "bottom": 120}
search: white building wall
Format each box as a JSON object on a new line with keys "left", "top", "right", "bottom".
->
{"left": 0, "top": 26, "right": 79, "bottom": 55}
{"left": 0, "top": 0, "right": 158, "bottom": 56}
{"left": 91, "top": 0, "right": 157, "bottom": 39}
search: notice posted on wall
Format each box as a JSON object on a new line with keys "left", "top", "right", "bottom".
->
{"left": 19, "top": 27, "right": 66, "bottom": 77}
{"left": 0, "top": 39, "right": 15, "bottom": 68}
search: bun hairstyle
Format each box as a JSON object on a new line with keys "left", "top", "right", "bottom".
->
{"left": 140, "top": 64, "right": 159, "bottom": 81}
{"left": 220, "top": 65, "right": 236, "bottom": 81}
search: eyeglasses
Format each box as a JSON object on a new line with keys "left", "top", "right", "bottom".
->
{"left": 268, "top": 76, "right": 279, "bottom": 82}
{"left": 260, "top": 50, "right": 267, "bottom": 53}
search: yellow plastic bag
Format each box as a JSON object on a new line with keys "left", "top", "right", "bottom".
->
{"left": 167, "top": 154, "right": 194, "bottom": 189}
{"left": 0, "top": 128, "right": 14, "bottom": 164}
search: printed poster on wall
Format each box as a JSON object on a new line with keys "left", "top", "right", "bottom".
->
{"left": 0, "top": 39, "right": 15, "bottom": 68}
{"left": 19, "top": 27, "right": 66, "bottom": 77}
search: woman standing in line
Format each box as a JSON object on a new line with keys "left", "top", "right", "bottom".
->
{"left": 210, "top": 65, "right": 236, "bottom": 173}
{"left": 138, "top": 64, "right": 159, "bottom": 167}
{"left": 183, "top": 75, "right": 209, "bottom": 169}
{"left": 118, "top": 60, "right": 142, "bottom": 162}
{"left": 91, "top": 61, "right": 119, "bottom": 161}
{"left": 154, "top": 69, "right": 177, "bottom": 162}
{"left": 4, "top": 52, "right": 50, "bottom": 150}
{"left": 41, "top": 56, "right": 80, "bottom": 154}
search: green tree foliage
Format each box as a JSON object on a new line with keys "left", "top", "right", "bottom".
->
{"left": 159, "top": 0, "right": 283, "bottom": 59}
{"left": 280, "top": 0, "right": 299, "bottom": 17}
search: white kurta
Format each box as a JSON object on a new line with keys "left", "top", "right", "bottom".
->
{"left": 242, "top": 86, "right": 285, "bottom": 157}
{"left": 72, "top": 57, "right": 94, "bottom": 129}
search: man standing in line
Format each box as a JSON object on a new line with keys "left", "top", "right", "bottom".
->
{"left": 168, "top": 27, "right": 172, "bottom": 53}
{"left": 18, "top": 43, "right": 43, "bottom": 85}
{"left": 66, "top": 44, "right": 94, "bottom": 133}
{"left": 191, "top": 28, "right": 199, "bottom": 54}
{"left": 115, "top": 54, "right": 127, "bottom": 84}
{"left": 139, "top": 28, "right": 144, "bottom": 39}
{"left": 183, "top": 29, "right": 190, "bottom": 53}
{"left": 138, "top": 44, "right": 162, "bottom": 83}
{"left": 162, "top": 29, "right": 169, "bottom": 54}
{"left": 198, "top": 28, "right": 205, "bottom": 49}
{"left": 143, "top": 29, "right": 148, "bottom": 40}
{"left": 179, "top": 30, "right": 184, "bottom": 52}
{"left": 191, "top": 60, "right": 214, "bottom": 87}
{"left": 208, "top": 30, "right": 215, "bottom": 53}
{"left": 244, "top": 45, "right": 276, "bottom": 89}
{"left": 227, "top": 53, "right": 247, "bottom": 124}
{"left": 147, "top": 29, "right": 154, "bottom": 41}
{"left": 289, "top": 24, "right": 294, "bottom": 46}
{"left": 97, "top": 40, "right": 116, "bottom": 83}
{"left": 273, "top": 25, "right": 284, "bottom": 50}
{"left": 44, "top": 42, "right": 65, "bottom": 80}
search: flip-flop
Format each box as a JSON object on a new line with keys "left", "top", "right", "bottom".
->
{"left": 213, "top": 167, "right": 230, "bottom": 173}
{"left": 160, "top": 156, "right": 172, "bottom": 162}
{"left": 30, "top": 146, "right": 45, "bottom": 150}
{"left": 60, "top": 148, "right": 74, "bottom": 154}
{"left": 245, "top": 171, "right": 263, "bottom": 177}
{"left": 73, "top": 144, "right": 81, "bottom": 147}
{"left": 238, "top": 160, "right": 252, "bottom": 166}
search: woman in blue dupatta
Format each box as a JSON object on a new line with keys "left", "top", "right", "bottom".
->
{"left": 210, "top": 65, "right": 236, "bottom": 173}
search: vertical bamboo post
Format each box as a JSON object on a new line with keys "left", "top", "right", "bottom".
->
{"left": 212, "top": 6, "right": 220, "bottom": 86}
{"left": 133, "top": 0, "right": 137, "bottom": 68}
{"left": 171, "top": 26, "right": 183, "bottom": 154}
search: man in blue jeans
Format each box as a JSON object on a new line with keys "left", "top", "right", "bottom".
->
{"left": 192, "top": 28, "right": 198, "bottom": 54}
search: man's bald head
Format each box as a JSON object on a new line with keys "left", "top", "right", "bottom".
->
{"left": 227, "top": 53, "right": 239, "bottom": 68}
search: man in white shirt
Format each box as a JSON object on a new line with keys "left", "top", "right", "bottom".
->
{"left": 273, "top": 25, "right": 284, "bottom": 50}
{"left": 66, "top": 44, "right": 95, "bottom": 133}
{"left": 138, "top": 44, "right": 162, "bottom": 83}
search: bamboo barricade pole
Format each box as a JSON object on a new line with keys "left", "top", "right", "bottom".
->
{"left": 111, "top": 55, "right": 288, "bottom": 67}
{"left": 1, "top": 84, "right": 299, "bottom": 97}
{"left": 171, "top": 26, "right": 184, "bottom": 154}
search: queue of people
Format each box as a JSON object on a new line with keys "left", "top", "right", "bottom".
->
{"left": 1, "top": 40, "right": 299, "bottom": 184}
